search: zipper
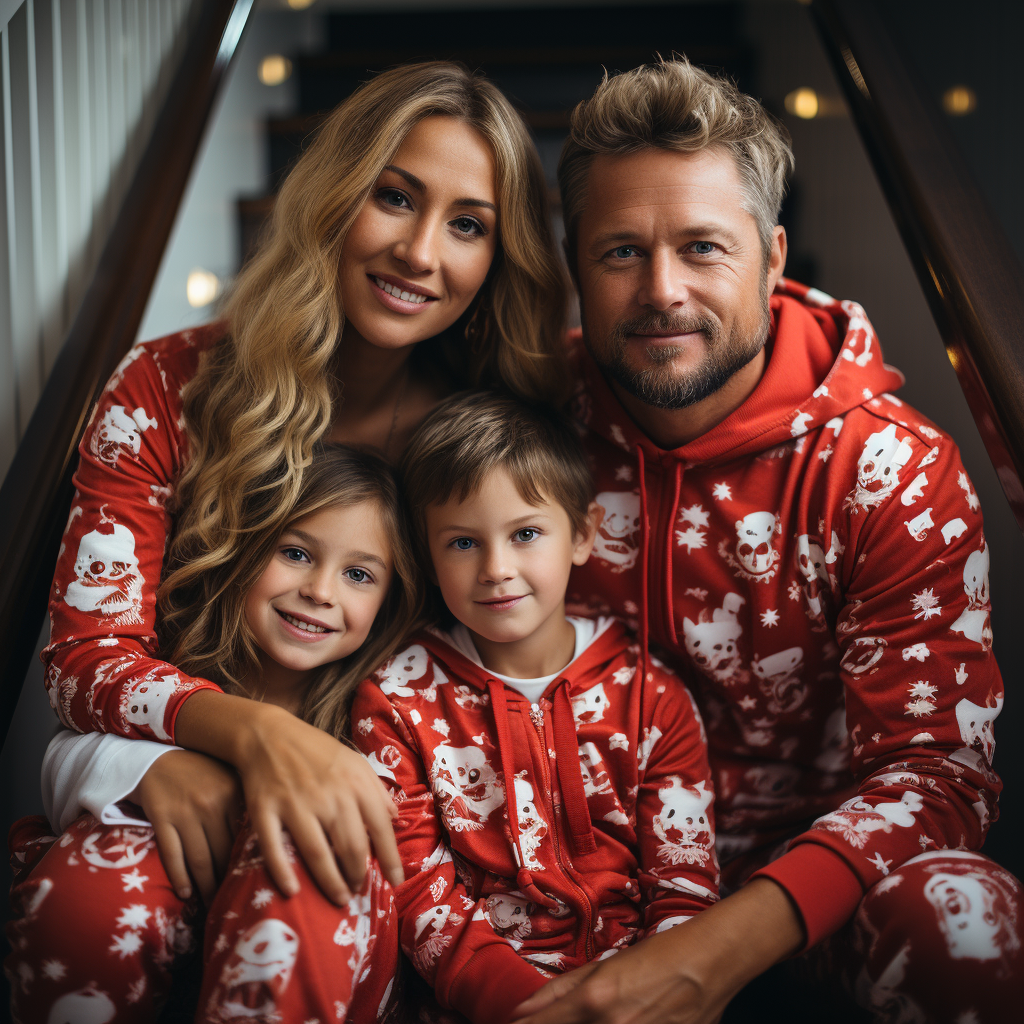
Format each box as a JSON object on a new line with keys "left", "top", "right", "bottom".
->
{"left": 527, "top": 703, "right": 595, "bottom": 960}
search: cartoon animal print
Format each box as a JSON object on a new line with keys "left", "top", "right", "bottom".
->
{"left": 46, "top": 987, "right": 116, "bottom": 1024}
{"left": 571, "top": 682, "right": 611, "bottom": 725}
{"left": 512, "top": 777, "right": 549, "bottom": 871}
{"left": 63, "top": 523, "right": 144, "bottom": 625}
{"left": 592, "top": 491, "right": 642, "bottom": 573}
{"left": 751, "top": 647, "right": 806, "bottom": 714}
{"left": 80, "top": 826, "right": 155, "bottom": 870}
{"left": 816, "top": 791, "right": 924, "bottom": 849}
{"left": 429, "top": 745, "right": 504, "bottom": 831}
{"left": 88, "top": 404, "right": 157, "bottom": 467}
{"left": 119, "top": 669, "right": 182, "bottom": 741}
{"left": 840, "top": 636, "right": 887, "bottom": 677}
{"left": 377, "top": 644, "right": 445, "bottom": 698}
{"left": 333, "top": 888, "right": 375, "bottom": 978}
{"left": 719, "top": 512, "right": 781, "bottom": 583}
{"left": 794, "top": 534, "right": 830, "bottom": 624}
{"left": 579, "top": 743, "right": 614, "bottom": 797}
{"left": 484, "top": 894, "right": 534, "bottom": 942}
{"left": 212, "top": 920, "right": 298, "bottom": 1021}
{"left": 949, "top": 542, "right": 992, "bottom": 649}
{"left": 954, "top": 695, "right": 1002, "bottom": 766}
{"left": 413, "top": 905, "right": 463, "bottom": 972}
{"left": 682, "top": 593, "right": 746, "bottom": 684}
{"left": 845, "top": 423, "right": 914, "bottom": 512}
{"left": 652, "top": 778, "right": 713, "bottom": 866}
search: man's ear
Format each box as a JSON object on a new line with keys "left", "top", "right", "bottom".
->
{"left": 571, "top": 501, "right": 604, "bottom": 566}
{"left": 766, "top": 224, "right": 787, "bottom": 293}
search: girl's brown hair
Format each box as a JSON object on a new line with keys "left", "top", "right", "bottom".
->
{"left": 166, "top": 61, "right": 568, "bottom": 618}
{"left": 159, "top": 445, "right": 422, "bottom": 739}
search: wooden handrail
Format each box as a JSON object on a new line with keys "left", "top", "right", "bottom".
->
{"left": 812, "top": 0, "right": 1024, "bottom": 533}
{"left": 0, "top": 0, "right": 255, "bottom": 743}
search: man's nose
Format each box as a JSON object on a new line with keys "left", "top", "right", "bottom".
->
{"left": 393, "top": 216, "right": 442, "bottom": 275}
{"left": 637, "top": 249, "right": 689, "bottom": 310}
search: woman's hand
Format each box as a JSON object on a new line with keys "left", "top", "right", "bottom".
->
{"left": 132, "top": 749, "right": 244, "bottom": 905}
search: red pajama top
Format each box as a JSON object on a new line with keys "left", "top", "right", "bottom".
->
{"left": 567, "top": 279, "right": 1004, "bottom": 947}
{"left": 350, "top": 621, "right": 718, "bottom": 1024}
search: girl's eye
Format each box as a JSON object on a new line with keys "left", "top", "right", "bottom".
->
{"left": 452, "top": 537, "right": 475, "bottom": 551}
{"left": 514, "top": 528, "right": 539, "bottom": 543}
{"left": 691, "top": 241, "right": 715, "bottom": 255}
{"left": 344, "top": 568, "right": 373, "bottom": 584}
{"left": 281, "top": 547, "right": 309, "bottom": 563}
{"left": 451, "top": 215, "right": 485, "bottom": 237}
{"left": 378, "top": 187, "right": 411, "bottom": 210}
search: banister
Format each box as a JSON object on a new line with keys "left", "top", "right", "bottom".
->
{"left": 812, "top": 0, "right": 1024, "bottom": 534}
{"left": 0, "top": 0, "right": 255, "bottom": 744}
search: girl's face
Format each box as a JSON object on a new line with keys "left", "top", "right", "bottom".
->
{"left": 338, "top": 115, "right": 499, "bottom": 352}
{"left": 244, "top": 501, "right": 393, "bottom": 682}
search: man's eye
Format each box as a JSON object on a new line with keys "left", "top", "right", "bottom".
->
{"left": 344, "top": 568, "right": 372, "bottom": 584}
{"left": 453, "top": 537, "right": 475, "bottom": 550}
{"left": 514, "top": 528, "right": 538, "bottom": 543}
{"left": 610, "top": 246, "right": 639, "bottom": 260}
{"left": 691, "top": 241, "right": 715, "bottom": 255}
{"left": 452, "top": 216, "right": 484, "bottom": 237}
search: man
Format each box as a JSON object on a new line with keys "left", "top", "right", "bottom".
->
{"left": 513, "top": 59, "right": 1021, "bottom": 1023}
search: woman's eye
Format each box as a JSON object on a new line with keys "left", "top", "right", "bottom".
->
{"left": 452, "top": 537, "right": 475, "bottom": 551}
{"left": 378, "top": 188, "right": 410, "bottom": 210}
{"left": 514, "top": 528, "right": 538, "bottom": 543}
{"left": 344, "top": 568, "right": 373, "bottom": 584}
{"left": 451, "top": 216, "right": 484, "bottom": 237}
{"left": 691, "top": 241, "right": 715, "bottom": 255}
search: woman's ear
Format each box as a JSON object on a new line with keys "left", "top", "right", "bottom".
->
{"left": 571, "top": 501, "right": 603, "bottom": 566}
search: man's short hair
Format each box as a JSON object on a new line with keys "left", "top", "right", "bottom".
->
{"left": 558, "top": 56, "right": 795, "bottom": 260}
{"left": 400, "top": 391, "right": 594, "bottom": 554}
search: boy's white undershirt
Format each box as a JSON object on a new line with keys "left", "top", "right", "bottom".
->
{"left": 447, "top": 615, "right": 613, "bottom": 705}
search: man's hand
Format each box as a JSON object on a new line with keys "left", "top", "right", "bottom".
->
{"left": 175, "top": 690, "right": 405, "bottom": 906}
{"left": 132, "top": 748, "right": 244, "bottom": 905}
{"left": 510, "top": 879, "right": 804, "bottom": 1024}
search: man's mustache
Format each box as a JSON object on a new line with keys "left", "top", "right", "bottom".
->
{"left": 611, "top": 311, "right": 719, "bottom": 343}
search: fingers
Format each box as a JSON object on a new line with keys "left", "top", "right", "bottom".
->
{"left": 360, "top": 787, "right": 404, "bottom": 887}
{"left": 326, "top": 801, "right": 370, "bottom": 894}
{"left": 511, "top": 964, "right": 605, "bottom": 1024}
{"left": 251, "top": 810, "right": 300, "bottom": 899}
{"left": 152, "top": 821, "right": 192, "bottom": 902}
{"left": 180, "top": 823, "right": 218, "bottom": 906}
{"left": 287, "top": 813, "right": 351, "bottom": 906}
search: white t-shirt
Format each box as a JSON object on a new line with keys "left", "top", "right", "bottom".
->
{"left": 446, "top": 615, "right": 613, "bottom": 704}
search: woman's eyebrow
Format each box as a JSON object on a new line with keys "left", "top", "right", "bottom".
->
{"left": 384, "top": 164, "right": 496, "bottom": 213}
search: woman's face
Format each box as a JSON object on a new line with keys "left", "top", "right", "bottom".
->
{"left": 338, "top": 115, "right": 499, "bottom": 351}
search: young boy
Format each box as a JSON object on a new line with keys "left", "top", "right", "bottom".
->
{"left": 350, "top": 392, "right": 718, "bottom": 1024}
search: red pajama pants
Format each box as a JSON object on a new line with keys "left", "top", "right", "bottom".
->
{"left": 5, "top": 815, "right": 400, "bottom": 1023}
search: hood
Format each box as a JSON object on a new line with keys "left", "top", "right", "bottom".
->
{"left": 573, "top": 278, "right": 906, "bottom": 466}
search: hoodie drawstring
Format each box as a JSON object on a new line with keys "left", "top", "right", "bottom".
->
{"left": 635, "top": 445, "right": 651, "bottom": 711}
{"left": 664, "top": 460, "right": 682, "bottom": 646}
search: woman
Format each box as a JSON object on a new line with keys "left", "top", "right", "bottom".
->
{"left": 12, "top": 61, "right": 567, "bottom": 1022}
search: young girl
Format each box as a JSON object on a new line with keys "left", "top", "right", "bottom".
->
{"left": 8, "top": 444, "right": 420, "bottom": 1023}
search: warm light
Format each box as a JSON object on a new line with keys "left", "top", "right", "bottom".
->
{"left": 785, "top": 87, "right": 819, "bottom": 119}
{"left": 258, "top": 55, "right": 293, "bottom": 86}
{"left": 187, "top": 269, "right": 220, "bottom": 308}
{"left": 286, "top": 0, "right": 316, "bottom": 9}
{"left": 943, "top": 85, "right": 977, "bottom": 116}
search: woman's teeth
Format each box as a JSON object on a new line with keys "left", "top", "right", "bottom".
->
{"left": 281, "top": 612, "right": 328, "bottom": 633}
{"left": 374, "top": 277, "right": 429, "bottom": 303}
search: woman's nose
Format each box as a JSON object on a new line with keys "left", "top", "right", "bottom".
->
{"left": 393, "top": 218, "right": 441, "bottom": 274}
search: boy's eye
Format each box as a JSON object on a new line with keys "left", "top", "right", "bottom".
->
{"left": 514, "top": 528, "right": 539, "bottom": 543}
{"left": 452, "top": 537, "right": 475, "bottom": 550}
{"left": 344, "top": 568, "right": 373, "bottom": 584}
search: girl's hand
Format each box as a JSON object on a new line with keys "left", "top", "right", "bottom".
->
{"left": 174, "top": 690, "right": 404, "bottom": 905}
{"left": 132, "top": 749, "right": 244, "bottom": 904}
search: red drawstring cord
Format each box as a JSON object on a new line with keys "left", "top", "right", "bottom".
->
{"left": 635, "top": 445, "right": 650, "bottom": 716}
{"left": 665, "top": 460, "right": 682, "bottom": 645}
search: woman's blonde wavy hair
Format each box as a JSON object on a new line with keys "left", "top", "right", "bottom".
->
{"left": 164, "top": 62, "right": 567, "bottom": 634}
{"left": 159, "top": 445, "right": 422, "bottom": 740}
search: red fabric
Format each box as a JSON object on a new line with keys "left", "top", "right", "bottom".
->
{"left": 5, "top": 815, "right": 400, "bottom": 1023}
{"left": 42, "top": 324, "right": 227, "bottom": 745}
{"left": 350, "top": 621, "right": 719, "bottom": 1024}
{"left": 567, "top": 279, "right": 1004, "bottom": 948}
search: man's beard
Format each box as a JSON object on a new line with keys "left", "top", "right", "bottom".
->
{"left": 587, "top": 294, "right": 771, "bottom": 410}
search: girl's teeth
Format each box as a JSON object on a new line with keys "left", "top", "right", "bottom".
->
{"left": 374, "top": 277, "right": 428, "bottom": 303}
{"left": 283, "top": 612, "right": 327, "bottom": 633}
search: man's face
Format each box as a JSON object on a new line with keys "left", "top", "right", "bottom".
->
{"left": 574, "top": 146, "right": 785, "bottom": 410}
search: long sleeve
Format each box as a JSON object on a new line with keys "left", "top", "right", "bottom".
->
{"left": 351, "top": 681, "right": 547, "bottom": 1024}
{"left": 42, "top": 729, "right": 177, "bottom": 833}
{"left": 756, "top": 433, "right": 1003, "bottom": 946}
{"left": 636, "top": 665, "right": 720, "bottom": 936}
{"left": 42, "top": 330, "right": 224, "bottom": 744}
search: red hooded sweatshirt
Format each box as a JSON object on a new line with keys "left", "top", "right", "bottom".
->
{"left": 567, "top": 279, "right": 1003, "bottom": 949}
{"left": 350, "top": 618, "right": 718, "bottom": 1024}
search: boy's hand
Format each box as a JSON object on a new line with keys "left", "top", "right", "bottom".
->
{"left": 132, "top": 748, "right": 244, "bottom": 905}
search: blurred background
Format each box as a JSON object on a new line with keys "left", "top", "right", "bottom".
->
{"left": 0, "top": 0, "right": 1019, "bottom": 1018}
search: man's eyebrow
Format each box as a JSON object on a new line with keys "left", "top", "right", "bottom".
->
{"left": 283, "top": 529, "right": 387, "bottom": 569}
{"left": 590, "top": 223, "right": 744, "bottom": 249}
{"left": 383, "top": 164, "right": 496, "bottom": 213}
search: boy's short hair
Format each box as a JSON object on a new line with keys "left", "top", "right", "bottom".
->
{"left": 400, "top": 391, "right": 594, "bottom": 551}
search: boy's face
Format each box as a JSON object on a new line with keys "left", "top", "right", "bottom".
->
{"left": 425, "top": 468, "right": 597, "bottom": 649}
